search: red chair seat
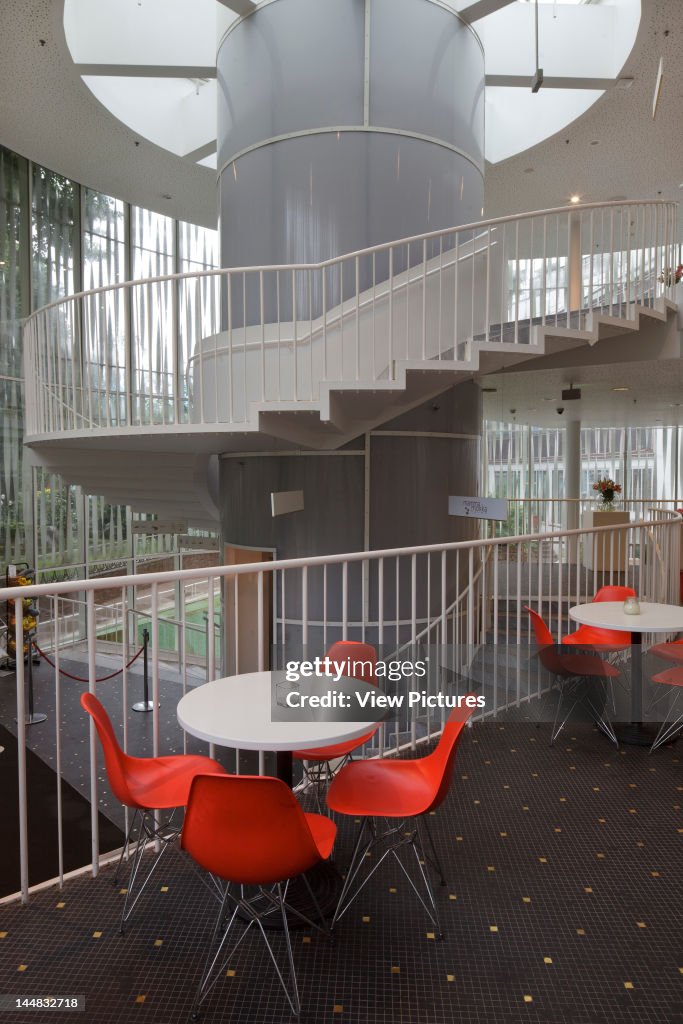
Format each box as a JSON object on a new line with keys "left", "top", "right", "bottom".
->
{"left": 292, "top": 730, "right": 377, "bottom": 762}
{"left": 125, "top": 753, "right": 227, "bottom": 809}
{"left": 562, "top": 625, "right": 630, "bottom": 651}
{"left": 650, "top": 639, "right": 683, "bottom": 664}
{"left": 652, "top": 666, "right": 683, "bottom": 688}
{"left": 562, "top": 585, "right": 635, "bottom": 652}
{"left": 326, "top": 758, "right": 435, "bottom": 818}
{"left": 557, "top": 652, "right": 620, "bottom": 679}
{"left": 292, "top": 641, "right": 378, "bottom": 767}
{"left": 304, "top": 811, "right": 338, "bottom": 859}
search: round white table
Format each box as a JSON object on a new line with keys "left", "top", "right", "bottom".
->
{"left": 177, "top": 671, "right": 380, "bottom": 787}
{"left": 569, "top": 601, "right": 683, "bottom": 745}
{"left": 178, "top": 671, "right": 383, "bottom": 924}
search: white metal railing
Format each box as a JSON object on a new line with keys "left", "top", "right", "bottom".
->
{"left": 23, "top": 200, "right": 678, "bottom": 439}
{"left": 2, "top": 511, "right": 680, "bottom": 904}
{"left": 494, "top": 497, "right": 683, "bottom": 544}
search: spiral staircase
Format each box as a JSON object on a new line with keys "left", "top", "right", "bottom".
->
{"left": 23, "top": 201, "right": 680, "bottom": 529}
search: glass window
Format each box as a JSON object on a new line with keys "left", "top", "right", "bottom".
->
{"left": 130, "top": 206, "right": 175, "bottom": 425}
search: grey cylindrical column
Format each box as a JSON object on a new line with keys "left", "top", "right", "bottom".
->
{"left": 217, "top": 0, "right": 485, "bottom": 271}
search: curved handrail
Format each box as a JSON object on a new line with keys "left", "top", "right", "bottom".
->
{"left": 23, "top": 199, "right": 679, "bottom": 440}
{"left": 22, "top": 198, "right": 678, "bottom": 322}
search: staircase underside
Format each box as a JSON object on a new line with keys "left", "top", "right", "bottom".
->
{"left": 26, "top": 299, "right": 680, "bottom": 527}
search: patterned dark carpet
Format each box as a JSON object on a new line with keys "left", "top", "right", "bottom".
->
{"left": 0, "top": 722, "right": 681, "bottom": 1024}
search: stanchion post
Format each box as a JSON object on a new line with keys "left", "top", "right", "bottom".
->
{"left": 132, "top": 627, "right": 156, "bottom": 712}
{"left": 23, "top": 634, "right": 46, "bottom": 726}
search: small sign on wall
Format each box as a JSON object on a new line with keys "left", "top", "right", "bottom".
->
{"left": 448, "top": 495, "right": 508, "bottom": 521}
{"left": 271, "top": 490, "right": 305, "bottom": 518}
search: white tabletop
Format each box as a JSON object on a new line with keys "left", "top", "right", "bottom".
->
{"left": 569, "top": 601, "right": 683, "bottom": 633}
{"left": 177, "top": 671, "right": 380, "bottom": 752}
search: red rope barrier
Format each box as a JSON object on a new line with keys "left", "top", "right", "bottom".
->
{"left": 32, "top": 642, "right": 145, "bottom": 683}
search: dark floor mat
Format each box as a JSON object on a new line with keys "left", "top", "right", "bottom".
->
{"left": 0, "top": 724, "right": 125, "bottom": 898}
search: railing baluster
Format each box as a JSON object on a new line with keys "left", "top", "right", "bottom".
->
{"left": 86, "top": 590, "right": 99, "bottom": 877}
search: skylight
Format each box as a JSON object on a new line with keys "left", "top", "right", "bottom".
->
{"left": 63, "top": 0, "right": 640, "bottom": 169}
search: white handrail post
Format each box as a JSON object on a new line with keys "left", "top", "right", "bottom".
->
{"left": 14, "top": 599, "right": 29, "bottom": 902}
{"left": 86, "top": 590, "right": 99, "bottom": 878}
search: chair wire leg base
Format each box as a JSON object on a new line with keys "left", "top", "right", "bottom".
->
{"left": 420, "top": 816, "right": 447, "bottom": 886}
{"left": 649, "top": 688, "right": 683, "bottom": 752}
{"left": 333, "top": 816, "right": 445, "bottom": 936}
{"left": 113, "top": 808, "right": 140, "bottom": 886}
{"left": 191, "top": 879, "right": 316, "bottom": 1019}
{"left": 119, "top": 809, "right": 180, "bottom": 932}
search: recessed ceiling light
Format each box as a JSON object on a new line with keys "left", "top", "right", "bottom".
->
{"left": 612, "top": 387, "right": 629, "bottom": 392}
{"left": 570, "top": 195, "right": 581, "bottom": 204}
{"left": 542, "top": 397, "right": 557, "bottom": 401}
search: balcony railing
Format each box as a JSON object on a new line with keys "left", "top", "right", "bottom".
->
{"left": 2, "top": 511, "right": 680, "bottom": 904}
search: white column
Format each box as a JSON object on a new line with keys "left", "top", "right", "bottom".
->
{"left": 565, "top": 419, "right": 581, "bottom": 564}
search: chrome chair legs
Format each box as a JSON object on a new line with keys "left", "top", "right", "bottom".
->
{"left": 332, "top": 816, "right": 445, "bottom": 938}
{"left": 114, "top": 808, "right": 180, "bottom": 932}
{"left": 190, "top": 878, "right": 332, "bottom": 1020}
{"left": 550, "top": 675, "right": 618, "bottom": 747}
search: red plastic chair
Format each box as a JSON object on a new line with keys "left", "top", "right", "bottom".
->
{"left": 649, "top": 637, "right": 683, "bottom": 665}
{"left": 292, "top": 641, "right": 379, "bottom": 804}
{"left": 181, "top": 774, "right": 337, "bottom": 1018}
{"left": 326, "top": 702, "right": 475, "bottom": 937}
{"left": 80, "top": 692, "right": 226, "bottom": 930}
{"left": 562, "top": 585, "right": 635, "bottom": 652}
{"left": 526, "top": 607, "right": 620, "bottom": 746}
{"left": 647, "top": 666, "right": 683, "bottom": 752}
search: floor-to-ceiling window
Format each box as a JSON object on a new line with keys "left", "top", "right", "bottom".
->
{"left": 0, "top": 143, "right": 219, "bottom": 579}
{"left": 485, "top": 420, "right": 683, "bottom": 533}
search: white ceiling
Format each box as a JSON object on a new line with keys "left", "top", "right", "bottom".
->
{"left": 0, "top": 0, "right": 679, "bottom": 231}
{"left": 482, "top": 356, "right": 683, "bottom": 428}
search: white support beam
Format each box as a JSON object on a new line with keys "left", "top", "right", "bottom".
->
{"left": 74, "top": 64, "right": 216, "bottom": 79}
{"left": 184, "top": 140, "right": 218, "bottom": 162}
{"left": 486, "top": 74, "right": 616, "bottom": 90}
{"left": 458, "top": 0, "right": 516, "bottom": 24}
{"left": 216, "top": 0, "right": 257, "bottom": 15}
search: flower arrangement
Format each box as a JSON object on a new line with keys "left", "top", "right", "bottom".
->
{"left": 592, "top": 477, "right": 621, "bottom": 510}
{"left": 658, "top": 264, "right": 683, "bottom": 287}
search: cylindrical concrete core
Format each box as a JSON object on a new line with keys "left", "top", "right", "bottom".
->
{"left": 217, "top": 0, "right": 485, "bottom": 271}
{"left": 215, "top": 2, "right": 486, "bottom": 674}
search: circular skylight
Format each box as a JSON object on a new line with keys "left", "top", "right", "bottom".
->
{"left": 63, "top": 0, "right": 640, "bottom": 169}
